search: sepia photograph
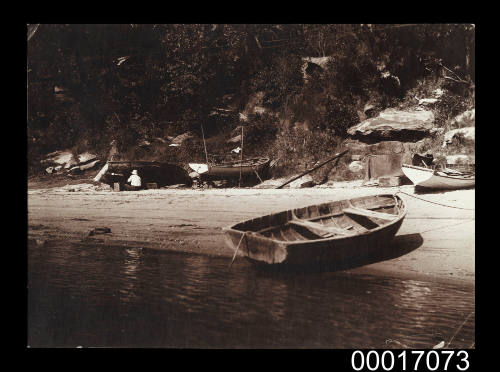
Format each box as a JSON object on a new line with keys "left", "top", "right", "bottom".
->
{"left": 27, "top": 24, "right": 475, "bottom": 350}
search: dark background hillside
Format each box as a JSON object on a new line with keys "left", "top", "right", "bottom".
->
{"left": 27, "top": 24, "right": 475, "bottom": 178}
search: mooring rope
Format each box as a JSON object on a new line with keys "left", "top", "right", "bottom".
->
{"left": 446, "top": 311, "right": 475, "bottom": 348}
{"left": 229, "top": 231, "right": 247, "bottom": 267}
{"left": 395, "top": 190, "right": 475, "bottom": 211}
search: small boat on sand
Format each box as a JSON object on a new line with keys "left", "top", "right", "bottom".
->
{"left": 209, "top": 157, "right": 270, "bottom": 177}
{"left": 189, "top": 157, "right": 270, "bottom": 178}
{"left": 401, "top": 164, "right": 475, "bottom": 190}
{"left": 223, "top": 194, "right": 406, "bottom": 267}
{"left": 101, "top": 161, "right": 192, "bottom": 187}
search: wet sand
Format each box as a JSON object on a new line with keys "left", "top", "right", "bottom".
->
{"left": 28, "top": 181, "right": 475, "bottom": 285}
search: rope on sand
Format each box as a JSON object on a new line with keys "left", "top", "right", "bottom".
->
{"left": 395, "top": 190, "right": 475, "bottom": 211}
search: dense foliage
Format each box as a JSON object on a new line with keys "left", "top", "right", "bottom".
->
{"left": 28, "top": 24, "right": 475, "bottom": 174}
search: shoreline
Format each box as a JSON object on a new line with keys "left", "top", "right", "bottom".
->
{"left": 28, "top": 182, "right": 475, "bottom": 286}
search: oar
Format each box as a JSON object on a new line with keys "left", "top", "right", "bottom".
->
{"left": 275, "top": 150, "right": 348, "bottom": 189}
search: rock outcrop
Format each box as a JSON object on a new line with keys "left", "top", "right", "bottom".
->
{"left": 347, "top": 108, "right": 435, "bottom": 141}
{"left": 348, "top": 161, "right": 364, "bottom": 173}
{"left": 344, "top": 139, "right": 421, "bottom": 181}
{"left": 41, "top": 150, "right": 77, "bottom": 169}
{"left": 442, "top": 127, "right": 475, "bottom": 147}
{"left": 41, "top": 150, "right": 99, "bottom": 171}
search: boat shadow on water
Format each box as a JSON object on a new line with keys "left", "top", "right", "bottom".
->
{"left": 252, "top": 233, "right": 424, "bottom": 276}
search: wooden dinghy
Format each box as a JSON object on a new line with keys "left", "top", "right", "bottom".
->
{"left": 208, "top": 157, "right": 270, "bottom": 178}
{"left": 401, "top": 164, "right": 475, "bottom": 190}
{"left": 223, "top": 194, "right": 406, "bottom": 266}
{"left": 102, "top": 161, "right": 191, "bottom": 187}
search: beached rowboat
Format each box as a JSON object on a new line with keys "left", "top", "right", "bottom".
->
{"left": 223, "top": 194, "right": 406, "bottom": 266}
{"left": 190, "top": 157, "right": 270, "bottom": 178}
{"left": 208, "top": 157, "right": 270, "bottom": 177}
{"left": 401, "top": 164, "right": 475, "bottom": 190}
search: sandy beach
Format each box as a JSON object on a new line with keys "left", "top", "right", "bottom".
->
{"left": 28, "top": 181, "right": 475, "bottom": 285}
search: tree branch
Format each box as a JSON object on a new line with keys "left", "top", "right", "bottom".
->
{"left": 439, "top": 62, "right": 467, "bottom": 82}
{"left": 444, "top": 75, "right": 470, "bottom": 85}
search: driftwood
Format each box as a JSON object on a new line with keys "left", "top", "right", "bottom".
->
{"left": 275, "top": 150, "right": 348, "bottom": 189}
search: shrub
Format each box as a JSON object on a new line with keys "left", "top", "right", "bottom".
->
{"left": 269, "top": 127, "right": 342, "bottom": 177}
{"left": 241, "top": 113, "right": 279, "bottom": 155}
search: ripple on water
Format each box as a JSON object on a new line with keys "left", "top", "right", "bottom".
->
{"left": 28, "top": 241, "right": 475, "bottom": 348}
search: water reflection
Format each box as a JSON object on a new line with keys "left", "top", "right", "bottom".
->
{"left": 118, "top": 248, "right": 142, "bottom": 303}
{"left": 28, "top": 241, "right": 474, "bottom": 348}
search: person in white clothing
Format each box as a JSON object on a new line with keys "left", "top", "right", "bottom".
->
{"left": 124, "top": 169, "right": 142, "bottom": 190}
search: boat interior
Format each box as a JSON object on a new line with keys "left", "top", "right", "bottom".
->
{"left": 232, "top": 195, "right": 403, "bottom": 242}
{"left": 211, "top": 157, "right": 269, "bottom": 168}
{"left": 435, "top": 169, "right": 475, "bottom": 178}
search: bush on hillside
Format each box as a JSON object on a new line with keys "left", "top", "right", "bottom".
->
{"left": 269, "top": 127, "right": 342, "bottom": 177}
{"left": 241, "top": 113, "right": 279, "bottom": 155}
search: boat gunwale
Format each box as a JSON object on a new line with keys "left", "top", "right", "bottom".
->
{"left": 209, "top": 157, "right": 270, "bottom": 169}
{"left": 223, "top": 194, "right": 407, "bottom": 245}
{"left": 107, "top": 160, "right": 163, "bottom": 167}
{"left": 402, "top": 163, "right": 475, "bottom": 180}
{"left": 432, "top": 171, "right": 475, "bottom": 180}
{"left": 401, "top": 164, "right": 435, "bottom": 173}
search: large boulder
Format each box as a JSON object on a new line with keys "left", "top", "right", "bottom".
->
{"left": 369, "top": 140, "right": 405, "bottom": 155}
{"left": 344, "top": 140, "right": 406, "bottom": 156}
{"left": 442, "top": 127, "right": 475, "bottom": 147}
{"left": 41, "top": 150, "right": 98, "bottom": 170}
{"left": 349, "top": 161, "right": 364, "bottom": 173}
{"left": 77, "top": 152, "right": 98, "bottom": 164}
{"left": 348, "top": 108, "right": 435, "bottom": 141}
{"left": 345, "top": 139, "right": 418, "bottom": 166}
{"left": 41, "top": 150, "right": 77, "bottom": 169}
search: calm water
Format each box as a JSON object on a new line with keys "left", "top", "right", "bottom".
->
{"left": 28, "top": 241, "right": 475, "bottom": 348}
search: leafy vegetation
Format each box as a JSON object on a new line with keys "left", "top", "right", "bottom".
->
{"left": 28, "top": 24, "right": 475, "bottom": 176}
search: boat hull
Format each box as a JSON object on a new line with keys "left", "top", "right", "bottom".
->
{"left": 208, "top": 157, "right": 270, "bottom": 178}
{"left": 223, "top": 194, "right": 406, "bottom": 267}
{"left": 402, "top": 164, "right": 474, "bottom": 190}
{"left": 102, "top": 161, "right": 192, "bottom": 187}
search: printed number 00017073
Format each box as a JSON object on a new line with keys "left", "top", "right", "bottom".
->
{"left": 350, "top": 350, "right": 469, "bottom": 371}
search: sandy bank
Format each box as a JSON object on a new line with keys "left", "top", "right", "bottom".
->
{"left": 28, "top": 182, "right": 475, "bottom": 285}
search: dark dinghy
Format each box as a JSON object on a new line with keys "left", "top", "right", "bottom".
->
{"left": 208, "top": 157, "right": 270, "bottom": 178}
{"left": 102, "top": 161, "right": 192, "bottom": 187}
{"left": 223, "top": 194, "right": 407, "bottom": 268}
